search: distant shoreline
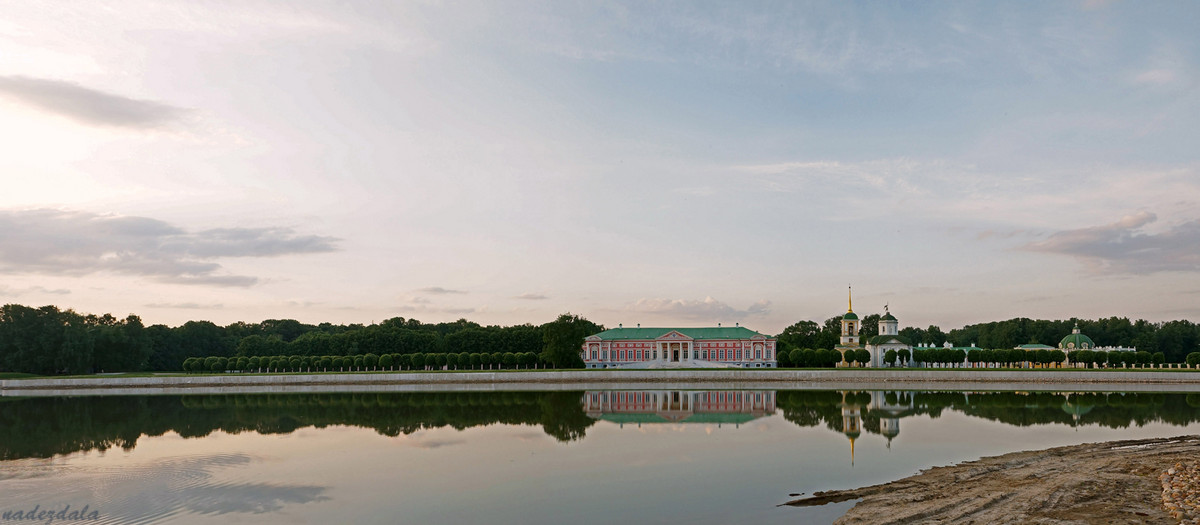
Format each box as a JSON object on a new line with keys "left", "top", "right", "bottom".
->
{"left": 3, "top": 368, "right": 1200, "bottom": 396}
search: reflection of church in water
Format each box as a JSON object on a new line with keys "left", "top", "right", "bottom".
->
{"left": 582, "top": 390, "right": 776, "bottom": 427}
{"left": 840, "top": 391, "right": 914, "bottom": 464}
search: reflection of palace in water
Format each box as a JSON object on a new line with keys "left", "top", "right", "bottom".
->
{"left": 583, "top": 390, "right": 776, "bottom": 427}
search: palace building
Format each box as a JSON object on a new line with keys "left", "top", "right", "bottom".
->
{"left": 581, "top": 325, "right": 777, "bottom": 369}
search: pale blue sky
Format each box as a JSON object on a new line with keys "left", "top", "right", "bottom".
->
{"left": 1, "top": 1, "right": 1198, "bottom": 333}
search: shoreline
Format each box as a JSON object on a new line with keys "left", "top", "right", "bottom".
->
{"left": 3, "top": 368, "right": 1200, "bottom": 396}
{"left": 784, "top": 436, "right": 1200, "bottom": 524}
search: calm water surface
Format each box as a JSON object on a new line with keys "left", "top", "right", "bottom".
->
{"left": 3, "top": 389, "right": 1200, "bottom": 524}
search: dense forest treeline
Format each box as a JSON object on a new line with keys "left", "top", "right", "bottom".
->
{"left": 4, "top": 390, "right": 1200, "bottom": 460}
{"left": 0, "top": 303, "right": 598, "bottom": 375}
{"left": 2, "top": 302, "right": 1198, "bottom": 375}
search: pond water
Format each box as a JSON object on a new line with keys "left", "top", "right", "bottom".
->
{"left": 3, "top": 389, "right": 1200, "bottom": 524}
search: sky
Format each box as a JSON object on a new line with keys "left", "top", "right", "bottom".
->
{"left": 1, "top": 1, "right": 1198, "bottom": 334}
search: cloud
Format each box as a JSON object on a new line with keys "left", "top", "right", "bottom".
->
{"left": 144, "top": 302, "right": 225, "bottom": 309}
{"left": 1022, "top": 211, "right": 1200, "bottom": 274}
{"left": 0, "top": 209, "right": 339, "bottom": 287}
{"left": 515, "top": 293, "right": 548, "bottom": 300}
{"left": 733, "top": 158, "right": 955, "bottom": 202}
{"left": 0, "top": 285, "right": 71, "bottom": 297}
{"left": 0, "top": 75, "right": 187, "bottom": 129}
{"left": 1134, "top": 69, "right": 1177, "bottom": 86}
{"left": 416, "top": 287, "right": 466, "bottom": 295}
{"left": 623, "top": 297, "right": 771, "bottom": 321}
{"left": 394, "top": 305, "right": 476, "bottom": 315}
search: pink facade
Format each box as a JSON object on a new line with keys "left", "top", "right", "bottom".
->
{"left": 581, "top": 328, "right": 777, "bottom": 368}
{"left": 583, "top": 390, "right": 776, "bottom": 421}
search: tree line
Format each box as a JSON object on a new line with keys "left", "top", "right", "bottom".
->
{"left": 3, "top": 301, "right": 1198, "bottom": 375}
{"left": 182, "top": 351, "right": 543, "bottom": 373}
{"left": 0, "top": 303, "right": 598, "bottom": 375}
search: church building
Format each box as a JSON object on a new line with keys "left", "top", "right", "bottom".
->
{"left": 835, "top": 287, "right": 912, "bottom": 367}
{"left": 834, "top": 287, "right": 862, "bottom": 365}
{"left": 865, "top": 305, "right": 912, "bottom": 367}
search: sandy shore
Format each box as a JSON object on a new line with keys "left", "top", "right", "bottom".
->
{"left": 784, "top": 436, "right": 1200, "bottom": 524}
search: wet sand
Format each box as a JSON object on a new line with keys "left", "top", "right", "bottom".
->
{"left": 784, "top": 436, "right": 1200, "bottom": 524}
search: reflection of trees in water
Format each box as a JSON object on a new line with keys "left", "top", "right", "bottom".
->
{"left": 0, "top": 391, "right": 596, "bottom": 460}
{"left": 4, "top": 390, "right": 1200, "bottom": 461}
{"left": 774, "top": 390, "right": 1200, "bottom": 438}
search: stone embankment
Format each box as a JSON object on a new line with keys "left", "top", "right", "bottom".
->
{"left": 785, "top": 436, "right": 1200, "bottom": 524}
{"left": 2, "top": 369, "right": 1199, "bottom": 396}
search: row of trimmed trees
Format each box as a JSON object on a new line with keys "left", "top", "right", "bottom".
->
{"left": 909, "top": 348, "right": 1170, "bottom": 369}
{"left": 182, "top": 351, "right": 543, "bottom": 373}
{"left": 1067, "top": 349, "right": 1166, "bottom": 368}
{"left": 775, "top": 348, "right": 875, "bottom": 368}
{"left": 777, "top": 346, "right": 1181, "bottom": 369}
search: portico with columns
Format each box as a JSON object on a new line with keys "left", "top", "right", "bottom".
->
{"left": 582, "top": 325, "right": 777, "bottom": 368}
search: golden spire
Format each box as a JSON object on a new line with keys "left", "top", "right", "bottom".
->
{"left": 850, "top": 436, "right": 856, "bottom": 466}
{"left": 848, "top": 285, "right": 854, "bottom": 314}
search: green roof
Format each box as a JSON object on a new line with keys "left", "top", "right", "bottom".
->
{"left": 598, "top": 413, "right": 672, "bottom": 424}
{"left": 591, "top": 326, "right": 770, "bottom": 341}
{"left": 682, "top": 413, "right": 761, "bottom": 424}
{"left": 881, "top": 312, "right": 897, "bottom": 321}
{"left": 1059, "top": 333, "right": 1095, "bottom": 350}
{"left": 1018, "top": 344, "right": 1056, "bottom": 350}
{"left": 868, "top": 335, "right": 910, "bottom": 345}
{"left": 843, "top": 311, "right": 859, "bottom": 320}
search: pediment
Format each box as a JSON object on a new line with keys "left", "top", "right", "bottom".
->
{"left": 656, "top": 330, "right": 693, "bottom": 341}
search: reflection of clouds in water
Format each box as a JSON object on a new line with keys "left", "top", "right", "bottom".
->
{"left": 511, "top": 431, "right": 549, "bottom": 443}
{"left": 0, "top": 453, "right": 328, "bottom": 525}
{"left": 179, "top": 483, "right": 327, "bottom": 514}
{"left": 406, "top": 438, "right": 465, "bottom": 450}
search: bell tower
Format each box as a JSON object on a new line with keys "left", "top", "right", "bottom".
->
{"left": 840, "top": 286, "right": 860, "bottom": 346}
